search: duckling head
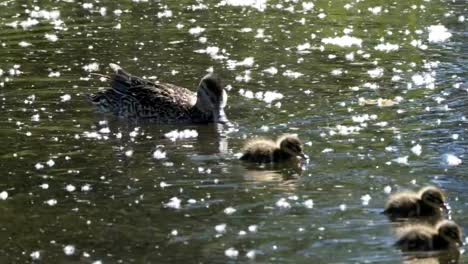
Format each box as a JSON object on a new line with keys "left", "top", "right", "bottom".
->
{"left": 437, "top": 220, "right": 463, "bottom": 246}
{"left": 420, "top": 186, "right": 447, "bottom": 210}
{"left": 277, "top": 134, "right": 307, "bottom": 160}
{"left": 195, "top": 74, "right": 229, "bottom": 124}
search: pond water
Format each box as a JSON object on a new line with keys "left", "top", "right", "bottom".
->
{"left": 0, "top": 0, "right": 467, "bottom": 263}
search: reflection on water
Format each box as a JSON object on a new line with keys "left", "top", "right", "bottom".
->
{"left": 0, "top": 0, "right": 467, "bottom": 262}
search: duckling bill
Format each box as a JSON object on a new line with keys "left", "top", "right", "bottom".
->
{"left": 240, "top": 134, "right": 307, "bottom": 163}
{"left": 383, "top": 186, "right": 447, "bottom": 222}
{"left": 88, "top": 63, "right": 230, "bottom": 124}
{"left": 395, "top": 220, "right": 463, "bottom": 252}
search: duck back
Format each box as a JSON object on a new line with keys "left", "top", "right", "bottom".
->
{"left": 89, "top": 68, "right": 209, "bottom": 123}
{"left": 240, "top": 139, "right": 278, "bottom": 163}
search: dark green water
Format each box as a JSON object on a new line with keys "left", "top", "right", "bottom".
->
{"left": 0, "top": 0, "right": 467, "bottom": 263}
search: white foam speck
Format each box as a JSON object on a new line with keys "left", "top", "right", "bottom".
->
{"left": 248, "top": 225, "right": 258, "bottom": 233}
{"left": 65, "top": 184, "right": 76, "bottom": 192}
{"left": 302, "top": 2, "right": 314, "bottom": 11}
{"left": 322, "top": 35, "right": 362, "bottom": 47}
{"left": 442, "top": 154, "right": 462, "bottom": 166}
{"left": 374, "top": 43, "right": 399, "bottom": 52}
{"left": 63, "top": 245, "right": 75, "bottom": 255}
{"left": 188, "top": 26, "right": 205, "bottom": 35}
{"left": 31, "top": 114, "right": 40, "bottom": 122}
{"left": 60, "top": 94, "right": 71, "bottom": 102}
{"left": 393, "top": 156, "right": 409, "bottom": 165}
{"left": 368, "top": 68, "right": 384, "bottom": 78}
{"left": 48, "top": 71, "right": 60, "bottom": 77}
{"left": 152, "top": 149, "right": 167, "bottom": 159}
{"left": 283, "top": 70, "right": 303, "bottom": 79}
{"left": 164, "top": 129, "right": 198, "bottom": 141}
{"left": 411, "top": 144, "right": 422, "bottom": 156}
{"left": 224, "top": 207, "right": 236, "bottom": 215}
{"left": 361, "top": 194, "right": 371, "bottom": 206}
{"left": 30, "top": 251, "right": 41, "bottom": 260}
{"left": 246, "top": 250, "right": 256, "bottom": 259}
{"left": 125, "top": 150, "right": 133, "bottom": 157}
{"left": 339, "top": 204, "right": 347, "bottom": 211}
{"left": 157, "top": 9, "right": 172, "bottom": 18}
{"left": 297, "top": 42, "right": 311, "bottom": 51}
{"left": 81, "top": 184, "right": 92, "bottom": 192}
{"left": 83, "top": 62, "right": 99, "bottom": 72}
{"left": 215, "top": 223, "right": 227, "bottom": 233}
{"left": 303, "top": 199, "right": 314, "bottom": 208}
{"left": 0, "top": 191, "right": 8, "bottom": 200}
{"left": 82, "top": 3, "right": 93, "bottom": 9}
{"left": 345, "top": 52, "right": 355, "bottom": 61}
{"left": 99, "top": 127, "right": 110, "bottom": 134}
{"left": 276, "top": 198, "right": 291, "bottom": 209}
{"left": 45, "top": 33, "right": 58, "bottom": 42}
{"left": 165, "top": 197, "right": 182, "bottom": 209}
{"left": 427, "top": 25, "right": 452, "bottom": 43}
{"left": 46, "top": 159, "right": 55, "bottom": 167}
{"left": 223, "top": 0, "right": 267, "bottom": 11}
{"left": 225, "top": 247, "right": 239, "bottom": 258}
{"left": 35, "top": 163, "right": 44, "bottom": 170}
{"left": 384, "top": 186, "right": 392, "bottom": 194}
{"left": 263, "top": 66, "right": 278, "bottom": 75}
{"left": 18, "top": 41, "right": 32, "bottom": 47}
{"left": 46, "top": 199, "right": 57, "bottom": 206}
{"left": 331, "top": 69, "right": 343, "bottom": 76}
{"left": 368, "top": 6, "right": 382, "bottom": 15}
{"left": 411, "top": 73, "right": 435, "bottom": 89}
{"left": 40, "top": 183, "right": 49, "bottom": 189}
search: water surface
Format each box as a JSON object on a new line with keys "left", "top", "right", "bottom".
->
{"left": 0, "top": 0, "right": 467, "bottom": 263}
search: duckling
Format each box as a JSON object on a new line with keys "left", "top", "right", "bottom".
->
{"left": 88, "top": 64, "right": 230, "bottom": 124}
{"left": 395, "top": 220, "right": 463, "bottom": 252}
{"left": 240, "top": 134, "right": 307, "bottom": 163}
{"left": 383, "top": 186, "right": 446, "bottom": 222}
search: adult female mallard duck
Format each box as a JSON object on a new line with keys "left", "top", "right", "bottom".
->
{"left": 88, "top": 64, "right": 230, "bottom": 124}
{"left": 395, "top": 220, "right": 463, "bottom": 252}
{"left": 240, "top": 134, "right": 307, "bottom": 163}
{"left": 383, "top": 186, "right": 447, "bottom": 222}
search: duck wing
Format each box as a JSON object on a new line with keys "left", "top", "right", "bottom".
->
{"left": 90, "top": 64, "right": 196, "bottom": 122}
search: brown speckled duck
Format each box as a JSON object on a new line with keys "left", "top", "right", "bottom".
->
{"left": 383, "top": 186, "right": 447, "bottom": 222}
{"left": 88, "top": 64, "right": 229, "bottom": 124}
{"left": 395, "top": 220, "right": 463, "bottom": 252}
{"left": 240, "top": 134, "right": 307, "bottom": 163}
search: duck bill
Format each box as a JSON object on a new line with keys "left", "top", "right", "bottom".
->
{"left": 441, "top": 203, "right": 448, "bottom": 211}
{"left": 214, "top": 108, "right": 230, "bottom": 124}
{"left": 298, "top": 152, "right": 308, "bottom": 160}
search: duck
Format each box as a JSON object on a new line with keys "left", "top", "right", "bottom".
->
{"left": 240, "top": 134, "right": 307, "bottom": 163}
{"left": 383, "top": 186, "right": 447, "bottom": 222}
{"left": 395, "top": 220, "right": 463, "bottom": 252}
{"left": 87, "top": 63, "right": 230, "bottom": 124}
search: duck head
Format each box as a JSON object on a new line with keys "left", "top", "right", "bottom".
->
{"left": 438, "top": 220, "right": 463, "bottom": 246}
{"left": 195, "top": 74, "right": 229, "bottom": 124}
{"left": 277, "top": 134, "right": 307, "bottom": 160}
{"left": 420, "top": 186, "right": 447, "bottom": 211}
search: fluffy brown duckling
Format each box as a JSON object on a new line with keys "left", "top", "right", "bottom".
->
{"left": 395, "top": 220, "right": 463, "bottom": 252}
{"left": 240, "top": 134, "right": 307, "bottom": 163}
{"left": 383, "top": 186, "right": 447, "bottom": 222}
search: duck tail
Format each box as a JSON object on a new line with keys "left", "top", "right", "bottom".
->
{"left": 108, "top": 63, "right": 149, "bottom": 93}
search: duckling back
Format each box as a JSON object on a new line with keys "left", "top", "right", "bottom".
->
{"left": 240, "top": 139, "right": 278, "bottom": 163}
{"left": 383, "top": 191, "right": 420, "bottom": 221}
{"left": 394, "top": 224, "right": 435, "bottom": 251}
